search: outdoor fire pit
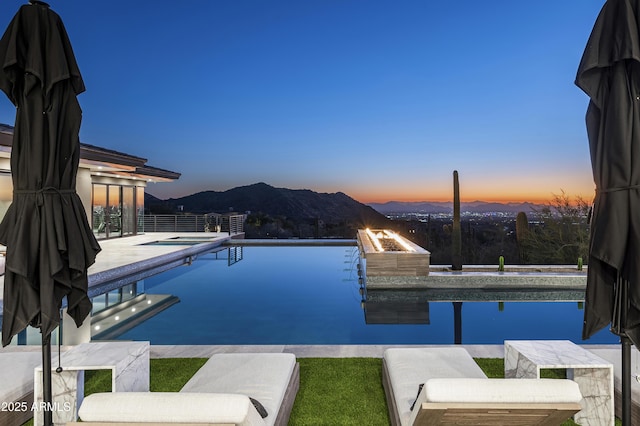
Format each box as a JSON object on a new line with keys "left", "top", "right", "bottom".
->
{"left": 357, "top": 229, "right": 430, "bottom": 288}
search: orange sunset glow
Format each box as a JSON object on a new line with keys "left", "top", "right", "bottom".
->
{"left": 341, "top": 172, "right": 595, "bottom": 205}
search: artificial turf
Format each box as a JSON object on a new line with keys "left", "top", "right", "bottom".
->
{"left": 290, "top": 358, "right": 389, "bottom": 425}
{"left": 29, "top": 356, "right": 620, "bottom": 426}
{"left": 84, "top": 357, "right": 208, "bottom": 394}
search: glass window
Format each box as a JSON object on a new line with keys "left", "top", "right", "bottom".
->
{"left": 92, "top": 182, "right": 144, "bottom": 239}
{"left": 121, "top": 283, "right": 136, "bottom": 302}
{"left": 122, "top": 186, "right": 135, "bottom": 236}
{"left": 92, "top": 184, "right": 107, "bottom": 238}
{"left": 107, "top": 289, "right": 122, "bottom": 307}
{"left": 137, "top": 187, "right": 145, "bottom": 233}
{"left": 108, "top": 185, "right": 122, "bottom": 238}
{"left": 92, "top": 294, "right": 107, "bottom": 314}
{"left": 0, "top": 173, "right": 12, "bottom": 222}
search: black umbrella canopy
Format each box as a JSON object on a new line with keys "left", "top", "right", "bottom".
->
{"left": 0, "top": 2, "right": 101, "bottom": 347}
{"left": 576, "top": 1, "right": 640, "bottom": 423}
{"left": 576, "top": 0, "right": 640, "bottom": 346}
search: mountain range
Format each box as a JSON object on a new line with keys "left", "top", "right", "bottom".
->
{"left": 147, "top": 183, "right": 546, "bottom": 225}
{"left": 146, "top": 182, "right": 389, "bottom": 226}
{"left": 366, "top": 200, "right": 545, "bottom": 214}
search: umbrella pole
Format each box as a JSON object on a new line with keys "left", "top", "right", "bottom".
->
{"left": 453, "top": 302, "right": 462, "bottom": 344}
{"left": 622, "top": 334, "right": 631, "bottom": 425}
{"left": 42, "top": 333, "right": 53, "bottom": 426}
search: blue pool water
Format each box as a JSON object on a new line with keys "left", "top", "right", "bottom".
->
{"left": 107, "top": 245, "right": 618, "bottom": 345}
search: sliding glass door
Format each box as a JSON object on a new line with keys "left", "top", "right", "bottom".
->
{"left": 92, "top": 183, "right": 141, "bottom": 239}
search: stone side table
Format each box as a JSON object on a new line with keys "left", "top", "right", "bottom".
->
{"left": 504, "top": 340, "right": 613, "bottom": 426}
{"left": 33, "top": 341, "right": 149, "bottom": 426}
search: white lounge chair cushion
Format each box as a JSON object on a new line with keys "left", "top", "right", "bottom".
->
{"left": 384, "top": 347, "right": 488, "bottom": 426}
{"left": 422, "top": 378, "right": 583, "bottom": 403}
{"left": 181, "top": 353, "right": 296, "bottom": 426}
{"left": 78, "top": 392, "right": 266, "bottom": 426}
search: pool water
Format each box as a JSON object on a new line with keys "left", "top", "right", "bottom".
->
{"left": 109, "top": 245, "right": 617, "bottom": 345}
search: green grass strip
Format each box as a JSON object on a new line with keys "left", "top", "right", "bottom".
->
{"left": 289, "top": 358, "right": 390, "bottom": 426}
{"left": 36, "top": 356, "right": 621, "bottom": 426}
{"left": 474, "top": 357, "right": 567, "bottom": 380}
{"left": 149, "top": 358, "right": 208, "bottom": 392}
{"left": 84, "top": 358, "right": 207, "bottom": 395}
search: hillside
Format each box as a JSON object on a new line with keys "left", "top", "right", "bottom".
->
{"left": 146, "top": 182, "right": 390, "bottom": 227}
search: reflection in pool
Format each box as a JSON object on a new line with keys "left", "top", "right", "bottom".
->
{"left": 91, "top": 245, "right": 616, "bottom": 345}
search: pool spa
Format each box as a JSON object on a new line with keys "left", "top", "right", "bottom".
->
{"left": 78, "top": 244, "right": 618, "bottom": 346}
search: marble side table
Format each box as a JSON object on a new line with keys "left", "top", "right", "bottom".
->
{"left": 33, "top": 341, "right": 149, "bottom": 426}
{"left": 505, "top": 340, "right": 613, "bottom": 426}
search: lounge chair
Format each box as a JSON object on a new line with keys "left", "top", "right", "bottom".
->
{"left": 68, "top": 352, "right": 299, "bottom": 426}
{"left": 382, "top": 347, "right": 583, "bottom": 426}
{"left": 0, "top": 351, "right": 42, "bottom": 426}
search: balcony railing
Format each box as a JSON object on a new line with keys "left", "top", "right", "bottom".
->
{"left": 141, "top": 214, "right": 244, "bottom": 235}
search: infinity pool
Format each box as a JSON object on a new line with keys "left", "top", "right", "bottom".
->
{"left": 94, "top": 245, "right": 617, "bottom": 345}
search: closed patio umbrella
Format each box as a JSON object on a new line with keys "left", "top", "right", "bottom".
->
{"left": 0, "top": 1, "right": 100, "bottom": 425}
{"left": 576, "top": 0, "right": 640, "bottom": 424}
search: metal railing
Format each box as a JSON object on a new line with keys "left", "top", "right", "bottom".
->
{"left": 142, "top": 214, "right": 244, "bottom": 234}
{"left": 225, "top": 214, "right": 244, "bottom": 235}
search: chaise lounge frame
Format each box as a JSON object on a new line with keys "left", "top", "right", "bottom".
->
{"left": 382, "top": 356, "right": 582, "bottom": 426}
{"left": 410, "top": 401, "right": 583, "bottom": 426}
{"left": 68, "top": 354, "right": 299, "bottom": 426}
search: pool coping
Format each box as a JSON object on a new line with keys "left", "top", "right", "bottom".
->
{"left": 0, "top": 343, "right": 620, "bottom": 360}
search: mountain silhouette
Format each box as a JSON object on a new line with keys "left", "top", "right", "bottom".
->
{"left": 366, "top": 201, "right": 452, "bottom": 214}
{"left": 367, "top": 200, "right": 544, "bottom": 214}
{"left": 146, "top": 182, "right": 390, "bottom": 227}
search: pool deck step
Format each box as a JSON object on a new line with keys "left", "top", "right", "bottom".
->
{"left": 0, "top": 343, "right": 618, "bottom": 360}
{"left": 147, "top": 344, "right": 507, "bottom": 359}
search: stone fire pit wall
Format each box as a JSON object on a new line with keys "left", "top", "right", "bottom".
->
{"left": 357, "top": 229, "right": 430, "bottom": 288}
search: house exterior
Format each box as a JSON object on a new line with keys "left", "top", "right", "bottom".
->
{"left": 0, "top": 123, "right": 180, "bottom": 240}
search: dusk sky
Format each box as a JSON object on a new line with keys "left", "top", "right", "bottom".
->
{"left": 0, "top": 0, "right": 605, "bottom": 203}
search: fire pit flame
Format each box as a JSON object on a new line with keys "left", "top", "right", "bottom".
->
{"left": 365, "top": 228, "right": 415, "bottom": 252}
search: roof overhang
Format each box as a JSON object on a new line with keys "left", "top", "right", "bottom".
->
{"left": 0, "top": 125, "right": 180, "bottom": 182}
